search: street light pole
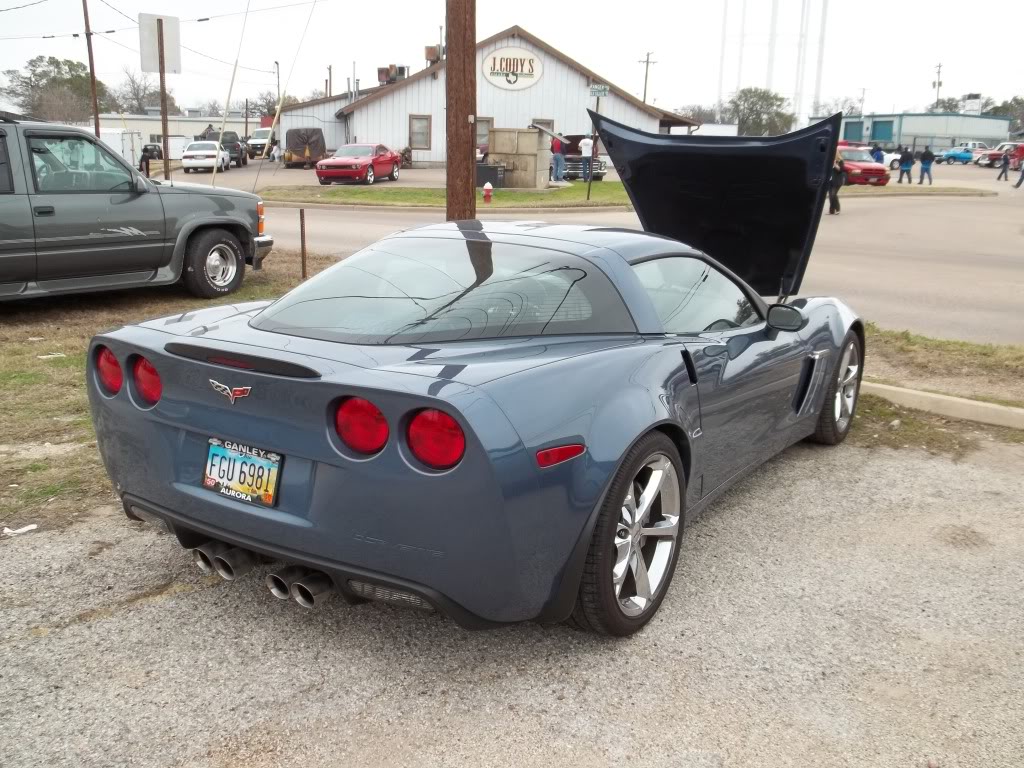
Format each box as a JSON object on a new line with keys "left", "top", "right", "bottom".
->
{"left": 274, "top": 60, "right": 280, "bottom": 105}
{"left": 638, "top": 51, "right": 657, "bottom": 103}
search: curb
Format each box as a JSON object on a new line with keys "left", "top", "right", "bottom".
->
{"left": 262, "top": 200, "right": 634, "bottom": 214}
{"left": 862, "top": 382, "right": 1024, "bottom": 430}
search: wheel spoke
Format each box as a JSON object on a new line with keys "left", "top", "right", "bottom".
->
{"left": 612, "top": 539, "right": 631, "bottom": 596}
{"left": 841, "top": 364, "right": 860, "bottom": 387}
{"left": 838, "top": 343, "right": 853, "bottom": 379}
{"left": 636, "top": 460, "right": 669, "bottom": 523}
{"left": 641, "top": 516, "right": 680, "bottom": 539}
{"left": 631, "top": 551, "right": 652, "bottom": 600}
{"left": 621, "top": 488, "right": 637, "bottom": 525}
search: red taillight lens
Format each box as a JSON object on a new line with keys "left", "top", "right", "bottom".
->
{"left": 536, "top": 444, "right": 586, "bottom": 468}
{"left": 132, "top": 356, "right": 162, "bottom": 405}
{"left": 407, "top": 409, "right": 465, "bottom": 470}
{"left": 96, "top": 346, "right": 122, "bottom": 394}
{"left": 335, "top": 397, "right": 389, "bottom": 454}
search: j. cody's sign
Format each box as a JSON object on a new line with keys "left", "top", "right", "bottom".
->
{"left": 483, "top": 47, "right": 543, "bottom": 91}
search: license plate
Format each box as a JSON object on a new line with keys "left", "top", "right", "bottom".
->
{"left": 202, "top": 438, "right": 282, "bottom": 507}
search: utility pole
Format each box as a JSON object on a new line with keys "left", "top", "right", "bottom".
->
{"left": 244, "top": 98, "right": 249, "bottom": 136}
{"left": 324, "top": 78, "right": 328, "bottom": 96}
{"left": 766, "top": 0, "right": 778, "bottom": 90}
{"left": 445, "top": 0, "right": 476, "bottom": 221}
{"left": 638, "top": 52, "right": 656, "bottom": 103}
{"left": 81, "top": 0, "right": 101, "bottom": 136}
{"left": 735, "top": 0, "right": 746, "bottom": 94}
{"left": 327, "top": 65, "right": 332, "bottom": 96}
{"left": 157, "top": 18, "right": 170, "bottom": 180}
{"left": 859, "top": 87, "right": 866, "bottom": 116}
{"left": 932, "top": 63, "right": 943, "bottom": 108}
{"left": 716, "top": 0, "right": 728, "bottom": 121}
{"left": 811, "top": 0, "right": 829, "bottom": 117}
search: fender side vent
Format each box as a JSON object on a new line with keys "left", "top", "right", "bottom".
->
{"left": 164, "top": 342, "right": 321, "bottom": 379}
{"left": 795, "top": 350, "right": 831, "bottom": 416}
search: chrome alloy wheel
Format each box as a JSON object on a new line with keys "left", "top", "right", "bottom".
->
{"left": 204, "top": 245, "right": 237, "bottom": 287}
{"left": 614, "top": 454, "right": 681, "bottom": 617}
{"left": 833, "top": 341, "right": 860, "bottom": 431}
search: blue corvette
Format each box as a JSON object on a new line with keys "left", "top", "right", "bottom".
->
{"left": 88, "top": 113, "right": 863, "bottom": 636}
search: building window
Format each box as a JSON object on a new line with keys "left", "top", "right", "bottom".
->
{"left": 409, "top": 115, "right": 431, "bottom": 150}
{"left": 532, "top": 119, "right": 554, "bottom": 134}
{"left": 475, "top": 118, "right": 493, "bottom": 147}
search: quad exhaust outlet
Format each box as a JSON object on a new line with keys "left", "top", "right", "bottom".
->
{"left": 289, "top": 571, "right": 335, "bottom": 608}
{"left": 265, "top": 565, "right": 312, "bottom": 599}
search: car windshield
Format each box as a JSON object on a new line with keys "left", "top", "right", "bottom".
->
{"left": 187, "top": 143, "right": 218, "bottom": 151}
{"left": 251, "top": 129, "right": 272, "bottom": 139}
{"left": 840, "top": 149, "right": 873, "bottom": 162}
{"left": 250, "top": 236, "right": 637, "bottom": 344}
{"left": 333, "top": 145, "right": 374, "bottom": 157}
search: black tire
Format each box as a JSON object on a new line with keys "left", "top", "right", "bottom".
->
{"left": 365, "top": 165, "right": 375, "bottom": 185}
{"left": 889, "top": 159, "right": 900, "bottom": 170}
{"left": 389, "top": 163, "right": 399, "bottom": 181}
{"left": 318, "top": 179, "right": 330, "bottom": 185}
{"left": 182, "top": 228, "right": 246, "bottom": 299}
{"left": 569, "top": 431, "right": 685, "bottom": 637}
{"left": 810, "top": 331, "right": 863, "bottom": 445}
{"left": 184, "top": 167, "right": 191, "bottom": 174}
{"left": 947, "top": 157, "right": 956, "bottom": 165}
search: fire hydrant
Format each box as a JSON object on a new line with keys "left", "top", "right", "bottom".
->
{"left": 482, "top": 182, "right": 493, "bottom": 204}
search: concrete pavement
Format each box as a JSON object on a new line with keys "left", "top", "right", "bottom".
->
{"left": 263, "top": 182, "right": 1024, "bottom": 344}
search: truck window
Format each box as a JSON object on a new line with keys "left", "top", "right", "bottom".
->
{"left": 0, "top": 136, "right": 12, "bottom": 193}
{"left": 27, "top": 135, "right": 133, "bottom": 193}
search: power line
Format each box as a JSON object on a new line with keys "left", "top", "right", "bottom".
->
{"left": 93, "top": 33, "right": 275, "bottom": 85}
{"left": 96, "top": 0, "right": 132, "bottom": 23}
{"left": 0, "top": 0, "right": 48, "bottom": 11}
{"left": 182, "top": 45, "right": 275, "bottom": 74}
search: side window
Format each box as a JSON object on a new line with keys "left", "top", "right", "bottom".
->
{"left": 633, "top": 257, "right": 761, "bottom": 334}
{"left": 27, "top": 136, "right": 133, "bottom": 193}
{"left": 0, "top": 136, "right": 12, "bottom": 193}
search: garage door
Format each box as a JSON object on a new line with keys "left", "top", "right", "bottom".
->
{"left": 871, "top": 120, "right": 894, "bottom": 142}
{"left": 843, "top": 121, "right": 864, "bottom": 142}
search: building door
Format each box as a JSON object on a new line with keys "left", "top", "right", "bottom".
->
{"left": 843, "top": 121, "right": 864, "bottom": 142}
{"left": 870, "top": 120, "right": 894, "bottom": 143}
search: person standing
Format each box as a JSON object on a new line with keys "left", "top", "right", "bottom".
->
{"left": 918, "top": 146, "right": 935, "bottom": 185}
{"left": 1014, "top": 162, "right": 1024, "bottom": 188}
{"left": 828, "top": 154, "right": 845, "bottom": 214}
{"left": 578, "top": 134, "right": 594, "bottom": 182}
{"left": 871, "top": 144, "right": 884, "bottom": 164}
{"left": 898, "top": 146, "right": 914, "bottom": 184}
{"left": 138, "top": 146, "right": 151, "bottom": 178}
{"left": 550, "top": 133, "right": 566, "bottom": 181}
{"left": 996, "top": 148, "right": 1011, "bottom": 181}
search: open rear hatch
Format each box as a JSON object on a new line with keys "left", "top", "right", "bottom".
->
{"left": 591, "top": 111, "right": 841, "bottom": 295}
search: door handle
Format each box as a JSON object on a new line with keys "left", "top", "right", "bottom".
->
{"left": 33, "top": 205, "right": 55, "bottom": 216}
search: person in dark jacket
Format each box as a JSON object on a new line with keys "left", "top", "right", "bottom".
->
{"left": 997, "top": 149, "right": 1011, "bottom": 181}
{"left": 918, "top": 146, "right": 935, "bottom": 185}
{"left": 138, "top": 147, "right": 151, "bottom": 178}
{"left": 897, "top": 147, "right": 914, "bottom": 183}
{"left": 828, "top": 155, "right": 845, "bottom": 214}
{"left": 871, "top": 144, "right": 884, "bottom": 164}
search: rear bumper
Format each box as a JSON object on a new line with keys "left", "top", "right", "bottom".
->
{"left": 122, "top": 493, "right": 503, "bottom": 629}
{"left": 253, "top": 235, "right": 273, "bottom": 269}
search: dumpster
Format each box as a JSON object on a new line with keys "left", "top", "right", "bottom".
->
{"left": 475, "top": 164, "right": 505, "bottom": 189}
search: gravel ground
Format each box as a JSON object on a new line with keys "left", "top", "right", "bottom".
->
{"left": 2, "top": 441, "right": 1022, "bottom": 768}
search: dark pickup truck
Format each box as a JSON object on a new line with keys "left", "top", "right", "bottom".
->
{"left": 0, "top": 119, "right": 273, "bottom": 301}
{"left": 204, "top": 130, "right": 248, "bottom": 167}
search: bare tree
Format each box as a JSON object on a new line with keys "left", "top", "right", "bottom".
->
{"left": 35, "top": 82, "right": 92, "bottom": 122}
{"left": 117, "top": 68, "right": 156, "bottom": 114}
{"left": 205, "top": 100, "right": 223, "bottom": 117}
{"left": 817, "top": 96, "right": 862, "bottom": 116}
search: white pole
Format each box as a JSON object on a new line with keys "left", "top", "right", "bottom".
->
{"left": 766, "top": 0, "right": 778, "bottom": 90}
{"left": 736, "top": 0, "right": 746, "bottom": 94}
{"left": 716, "top": 0, "right": 729, "bottom": 120}
{"left": 811, "top": 0, "right": 829, "bottom": 117}
{"left": 793, "top": 0, "right": 810, "bottom": 126}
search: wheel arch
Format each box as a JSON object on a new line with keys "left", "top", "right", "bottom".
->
{"left": 170, "top": 221, "right": 254, "bottom": 277}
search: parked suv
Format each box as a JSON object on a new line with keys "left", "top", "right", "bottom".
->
{"left": 207, "top": 130, "right": 248, "bottom": 167}
{"left": 246, "top": 127, "right": 275, "bottom": 160}
{"left": 0, "top": 119, "right": 272, "bottom": 301}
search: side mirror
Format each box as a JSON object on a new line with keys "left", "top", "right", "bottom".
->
{"left": 135, "top": 175, "right": 149, "bottom": 194}
{"left": 766, "top": 304, "right": 804, "bottom": 332}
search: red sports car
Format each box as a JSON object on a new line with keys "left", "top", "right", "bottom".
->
{"left": 838, "top": 146, "right": 890, "bottom": 186}
{"left": 316, "top": 144, "right": 402, "bottom": 185}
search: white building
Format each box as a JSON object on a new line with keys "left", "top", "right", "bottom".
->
{"left": 279, "top": 26, "right": 694, "bottom": 165}
{"left": 811, "top": 111, "right": 1011, "bottom": 150}
{"left": 89, "top": 113, "right": 254, "bottom": 143}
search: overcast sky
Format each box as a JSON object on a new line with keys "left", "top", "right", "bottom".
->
{"left": 1, "top": 0, "right": 1020, "bottom": 118}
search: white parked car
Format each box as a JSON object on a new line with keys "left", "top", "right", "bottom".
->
{"left": 181, "top": 141, "right": 231, "bottom": 173}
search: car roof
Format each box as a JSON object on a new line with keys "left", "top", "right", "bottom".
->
{"left": 389, "top": 221, "right": 701, "bottom": 263}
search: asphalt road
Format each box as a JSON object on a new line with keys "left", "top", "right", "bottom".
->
{"left": 263, "top": 183, "right": 1024, "bottom": 344}
{"left": 3, "top": 441, "right": 1022, "bottom": 767}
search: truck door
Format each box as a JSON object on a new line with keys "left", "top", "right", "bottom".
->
{"left": 0, "top": 127, "right": 36, "bottom": 289}
{"left": 24, "top": 131, "right": 166, "bottom": 281}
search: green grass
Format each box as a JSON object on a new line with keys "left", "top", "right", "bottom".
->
{"left": 843, "top": 185, "right": 995, "bottom": 198}
{"left": 259, "top": 180, "right": 634, "bottom": 208}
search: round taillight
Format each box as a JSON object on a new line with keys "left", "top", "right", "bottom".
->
{"left": 335, "top": 397, "right": 389, "bottom": 454}
{"left": 133, "top": 356, "right": 162, "bottom": 405}
{"left": 407, "top": 409, "right": 465, "bottom": 470}
{"left": 96, "top": 346, "right": 123, "bottom": 394}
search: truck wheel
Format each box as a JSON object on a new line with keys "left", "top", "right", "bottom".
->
{"left": 183, "top": 229, "right": 245, "bottom": 298}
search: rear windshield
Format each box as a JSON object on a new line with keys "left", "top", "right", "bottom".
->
{"left": 251, "top": 236, "right": 636, "bottom": 344}
{"left": 187, "top": 142, "right": 218, "bottom": 151}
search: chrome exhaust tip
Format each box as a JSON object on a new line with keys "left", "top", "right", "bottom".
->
{"left": 265, "top": 566, "right": 311, "bottom": 599}
{"left": 191, "top": 541, "right": 230, "bottom": 574}
{"left": 289, "top": 571, "right": 335, "bottom": 608}
{"left": 212, "top": 547, "right": 257, "bottom": 581}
